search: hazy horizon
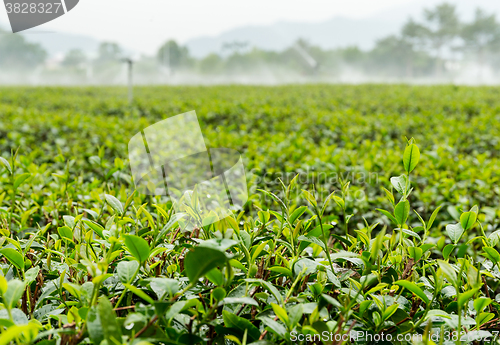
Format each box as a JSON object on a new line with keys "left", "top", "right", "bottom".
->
{"left": 2, "top": 0, "right": 500, "bottom": 56}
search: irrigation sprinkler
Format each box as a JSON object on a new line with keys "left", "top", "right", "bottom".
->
{"left": 121, "top": 58, "right": 134, "bottom": 105}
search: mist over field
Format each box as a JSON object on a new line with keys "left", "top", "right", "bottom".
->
{"left": 2, "top": 2, "right": 500, "bottom": 85}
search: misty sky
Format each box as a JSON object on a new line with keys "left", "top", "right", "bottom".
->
{"left": 2, "top": 0, "right": 500, "bottom": 54}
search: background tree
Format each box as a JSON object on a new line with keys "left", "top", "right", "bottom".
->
{"left": 92, "top": 42, "right": 123, "bottom": 82}
{"left": 0, "top": 34, "right": 47, "bottom": 70}
{"left": 420, "top": 3, "right": 460, "bottom": 76}
{"left": 461, "top": 9, "right": 500, "bottom": 81}
{"left": 401, "top": 18, "right": 428, "bottom": 77}
{"left": 368, "top": 36, "right": 414, "bottom": 78}
{"left": 198, "top": 53, "right": 224, "bottom": 74}
{"left": 62, "top": 49, "right": 87, "bottom": 68}
{"left": 96, "top": 42, "right": 122, "bottom": 63}
{"left": 157, "top": 40, "right": 190, "bottom": 74}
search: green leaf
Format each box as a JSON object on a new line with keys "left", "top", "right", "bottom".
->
{"left": 358, "top": 300, "right": 373, "bottom": 315}
{"left": 476, "top": 312, "right": 495, "bottom": 327}
{"left": 269, "top": 266, "right": 293, "bottom": 278}
{"left": 382, "top": 187, "right": 395, "bottom": 205}
{"left": 376, "top": 208, "right": 398, "bottom": 225}
{"left": 117, "top": 260, "right": 139, "bottom": 284}
{"left": 13, "top": 173, "right": 31, "bottom": 190}
{"left": 97, "top": 296, "right": 122, "bottom": 344}
{"left": 199, "top": 238, "right": 238, "bottom": 251}
{"left": 330, "top": 251, "right": 360, "bottom": 261}
{"left": 423, "top": 309, "right": 451, "bottom": 321}
{"left": 83, "top": 220, "right": 104, "bottom": 238}
{"left": 245, "top": 278, "right": 283, "bottom": 304}
{"left": 63, "top": 283, "right": 82, "bottom": 299}
{"left": 483, "top": 247, "right": 500, "bottom": 264}
{"left": 257, "top": 211, "right": 270, "bottom": 224}
{"left": 25, "top": 267, "right": 39, "bottom": 286}
{"left": 394, "top": 200, "right": 410, "bottom": 225}
{"left": 289, "top": 206, "right": 307, "bottom": 224}
{"left": 321, "top": 293, "right": 342, "bottom": 308}
{"left": 212, "top": 287, "right": 226, "bottom": 302}
{"left": 184, "top": 246, "right": 228, "bottom": 283}
{"left": 149, "top": 278, "right": 179, "bottom": 299}
{"left": 57, "top": 226, "right": 73, "bottom": 241}
{"left": 222, "top": 310, "right": 260, "bottom": 342}
{"left": 258, "top": 189, "right": 287, "bottom": 211}
{"left": 271, "top": 303, "right": 289, "bottom": 325}
{"left": 220, "top": 297, "right": 259, "bottom": 307}
{"left": 390, "top": 175, "right": 407, "bottom": 195}
{"left": 332, "top": 195, "right": 345, "bottom": 209}
{"left": 104, "top": 194, "right": 124, "bottom": 215}
{"left": 0, "top": 157, "right": 11, "bottom": 175}
{"left": 403, "top": 143, "right": 420, "bottom": 173}
{"left": 83, "top": 219, "right": 104, "bottom": 238}
{"left": 401, "top": 229, "right": 421, "bottom": 241}
{"left": 446, "top": 223, "right": 464, "bottom": 244}
{"left": 489, "top": 230, "right": 500, "bottom": 246}
{"left": 0, "top": 248, "right": 24, "bottom": 271}
{"left": 297, "top": 235, "right": 326, "bottom": 251}
{"left": 458, "top": 288, "right": 479, "bottom": 308}
{"left": 124, "top": 235, "right": 150, "bottom": 263}
{"left": 87, "top": 305, "right": 104, "bottom": 345}
{"left": 326, "top": 269, "right": 341, "bottom": 288}
{"left": 287, "top": 304, "right": 304, "bottom": 329}
{"left": 301, "top": 190, "right": 317, "bottom": 208}
{"left": 437, "top": 260, "right": 458, "bottom": 286}
{"left": 206, "top": 268, "right": 223, "bottom": 286}
{"left": 427, "top": 205, "right": 442, "bottom": 230}
{"left": 442, "top": 244, "right": 455, "bottom": 260}
{"left": 0, "top": 324, "right": 39, "bottom": 345}
{"left": 123, "top": 284, "right": 155, "bottom": 304}
{"left": 3, "top": 279, "right": 25, "bottom": 310}
{"left": 394, "top": 280, "right": 429, "bottom": 304}
{"left": 382, "top": 304, "right": 399, "bottom": 321}
{"left": 155, "top": 213, "right": 185, "bottom": 242}
{"left": 460, "top": 211, "right": 477, "bottom": 231}
{"left": 408, "top": 247, "right": 423, "bottom": 261}
{"left": 259, "top": 316, "right": 286, "bottom": 338}
{"left": 473, "top": 298, "right": 492, "bottom": 313}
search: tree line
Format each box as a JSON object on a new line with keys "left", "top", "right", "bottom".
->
{"left": 1, "top": 2, "right": 499, "bottom": 82}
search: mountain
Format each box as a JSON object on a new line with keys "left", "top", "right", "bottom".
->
{"left": 0, "top": 20, "right": 99, "bottom": 57}
{"left": 184, "top": 0, "right": 500, "bottom": 58}
{"left": 21, "top": 31, "right": 101, "bottom": 57}
{"left": 185, "top": 16, "right": 403, "bottom": 58}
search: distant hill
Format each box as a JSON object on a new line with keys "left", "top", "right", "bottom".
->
{"left": 0, "top": 21, "right": 100, "bottom": 57}
{"left": 185, "top": 16, "right": 402, "bottom": 58}
{"left": 21, "top": 31, "right": 101, "bottom": 57}
{"left": 3, "top": 0, "right": 500, "bottom": 59}
{"left": 184, "top": 0, "right": 500, "bottom": 58}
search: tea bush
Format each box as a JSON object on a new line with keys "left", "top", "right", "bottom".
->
{"left": 0, "top": 85, "right": 499, "bottom": 344}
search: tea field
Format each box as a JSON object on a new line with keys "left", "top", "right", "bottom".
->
{"left": 0, "top": 85, "right": 500, "bottom": 344}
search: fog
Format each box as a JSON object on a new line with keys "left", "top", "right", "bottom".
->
{"left": 2, "top": 2, "right": 500, "bottom": 86}
{"left": 1, "top": 61, "right": 499, "bottom": 86}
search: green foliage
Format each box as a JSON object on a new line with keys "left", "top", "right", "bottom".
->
{"left": 0, "top": 85, "right": 498, "bottom": 344}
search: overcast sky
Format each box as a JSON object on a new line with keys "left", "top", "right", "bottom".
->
{"left": 2, "top": 0, "right": 500, "bottom": 54}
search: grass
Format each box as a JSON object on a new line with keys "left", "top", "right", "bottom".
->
{"left": 0, "top": 85, "right": 499, "bottom": 344}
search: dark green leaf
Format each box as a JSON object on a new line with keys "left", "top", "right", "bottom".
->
{"left": 124, "top": 235, "right": 150, "bottom": 263}
{"left": 184, "top": 246, "right": 228, "bottom": 283}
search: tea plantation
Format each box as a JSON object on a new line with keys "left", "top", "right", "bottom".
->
{"left": 0, "top": 85, "right": 499, "bottom": 344}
